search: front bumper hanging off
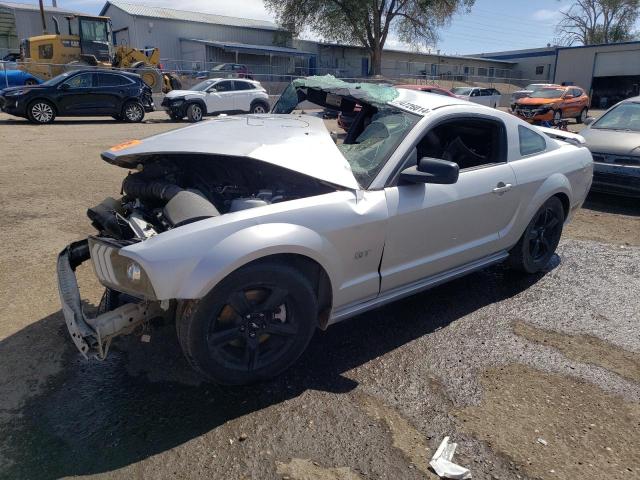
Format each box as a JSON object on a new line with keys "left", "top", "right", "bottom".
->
{"left": 56, "top": 239, "right": 164, "bottom": 359}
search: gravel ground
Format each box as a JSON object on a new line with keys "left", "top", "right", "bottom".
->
{"left": 0, "top": 111, "right": 638, "bottom": 480}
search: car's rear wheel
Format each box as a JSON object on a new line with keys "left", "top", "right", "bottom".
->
{"left": 122, "top": 101, "right": 145, "bottom": 123}
{"left": 186, "top": 103, "right": 204, "bottom": 122}
{"left": 508, "top": 196, "right": 564, "bottom": 273}
{"left": 250, "top": 101, "right": 269, "bottom": 114}
{"left": 27, "top": 100, "right": 56, "bottom": 124}
{"left": 552, "top": 109, "right": 562, "bottom": 124}
{"left": 577, "top": 108, "right": 588, "bottom": 124}
{"left": 176, "top": 262, "right": 318, "bottom": 385}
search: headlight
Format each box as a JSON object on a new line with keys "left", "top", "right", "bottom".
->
{"left": 5, "top": 90, "right": 24, "bottom": 96}
{"left": 89, "top": 238, "right": 156, "bottom": 299}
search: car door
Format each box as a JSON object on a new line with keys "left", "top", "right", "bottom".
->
{"left": 55, "top": 72, "right": 96, "bottom": 114}
{"left": 93, "top": 72, "right": 133, "bottom": 114}
{"left": 232, "top": 80, "right": 256, "bottom": 112}
{"left": 205, "top": 80, "right": 236, "bottom": 113}
{"left": 379, "top": 115, "right": 519, "bottom": 293}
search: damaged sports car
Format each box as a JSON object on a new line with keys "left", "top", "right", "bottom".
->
{"left": 58, "top": 75, "right": 593, "bottom": 384}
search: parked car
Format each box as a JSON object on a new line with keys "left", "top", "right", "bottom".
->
{"left": 395, "top": 84, "right": 456, "bottom": 97}
{"left": 161, "top": 78, "right": 270, "bottom": 122}
{"left": 513, "top": 86, "right": 589, "bottom": 125}
{"left": 0, "top": 69, "right": 153, "bottom": 124}
{"left": 451, "top": 87, "right": 501, "bottom": 108}
{"left": 57, "top": 77, "right": 592, "bottom": 384}
{"left": 209, "top": 63, "right": 254, "bottom": 79}
{"left": 0, "top": 62, "right": 41, "bottom": 87}
{"left": 580, "top": 97, "right": 640, "bottom": 197}
{"left": 510, "top": 83, "right": 560, "bottom": 110}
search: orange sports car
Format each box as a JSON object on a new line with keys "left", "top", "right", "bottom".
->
{"left": 513, "top": 86, "right": 590, "bottom": 124}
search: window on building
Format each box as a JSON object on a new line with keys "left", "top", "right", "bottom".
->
{"left": 477, "top": 67, "right": 488, "bottom": 76}
{"left": 518, "top": 125, "right": 547, "bottom": 156}
{"left": 536, "top": 65, "right": 545, "bottom": 75}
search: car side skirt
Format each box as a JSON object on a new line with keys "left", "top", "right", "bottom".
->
{"left": 328, "top": 250, "right": 509, "bottom": 325}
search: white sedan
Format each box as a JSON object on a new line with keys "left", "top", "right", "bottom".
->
{"left": 452, "top": 86, "right": 502, "bottom": 108}
{"left": 58, "top": 76, "right": 593, "bottom": 384}
{"left": 161, "top": 78, "right": 270, "bottom": 122}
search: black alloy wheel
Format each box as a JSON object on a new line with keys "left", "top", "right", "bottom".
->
{"left": 508, "top": 196, "right": 564, "bottom": 273}
{"left": 177, "top": 262, "right": 318, "bottom": 385}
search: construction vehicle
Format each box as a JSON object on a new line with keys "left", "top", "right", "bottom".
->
{"left": 19, "top": 13, "right": 178, "bottom": 92}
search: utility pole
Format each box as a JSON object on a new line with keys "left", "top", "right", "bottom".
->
{"left": 38, "top": 0, "right": 48, "bottom": 33}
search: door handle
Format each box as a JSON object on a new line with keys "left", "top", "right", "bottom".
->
{"left": 492, "top": 182, "right": 513, "bottom": 195}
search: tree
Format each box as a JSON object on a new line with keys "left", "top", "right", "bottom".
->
{"left": 264, "top": 0, "right": 475, "bottom": 76}
{"left": 556, "top": 0, "right": 639, "bottom": 46}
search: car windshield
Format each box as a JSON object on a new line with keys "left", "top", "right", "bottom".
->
{"left": 337, "top": 108, "right": 419, "bottom": 187}
{"left": 40, "top": 71, "right": 74, "bottom": 86}
{"left": 592, "top": 102, "right": 640, "bottom": 131}
{"left": 530, "top": 89, "right": 565, "bottom": 99}
{"left": 190, "top": 79, "right": 217, "bottom": 91}
{"left": 451, "top": 87, "right": 473, "bottom": 95}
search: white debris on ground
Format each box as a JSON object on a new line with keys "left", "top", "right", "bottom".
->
{"left": 429, "top": 436, "right": 472, "bottom": 479}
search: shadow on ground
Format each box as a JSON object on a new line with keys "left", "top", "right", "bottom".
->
{"left": 0, "top": 263, "right": 554, "bottom": 480}
{"left": 582, "top": 191, "right": 639, "bottom": 216}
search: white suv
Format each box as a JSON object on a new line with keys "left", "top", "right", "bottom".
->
{"left": 161, "top": 78, "right": 270, "bottom": 122}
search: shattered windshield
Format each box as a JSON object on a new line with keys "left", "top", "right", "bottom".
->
{"left": 338, "top": 108, "right": 419, "bottom": 187}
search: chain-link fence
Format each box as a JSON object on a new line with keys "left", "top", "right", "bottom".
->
{"left": 1, "top": 58, "right": 543, "bottom": 107}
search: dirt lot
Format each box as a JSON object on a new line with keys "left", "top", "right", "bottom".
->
{"left": 0, "top": 111, "right": 638, "bottom": 480}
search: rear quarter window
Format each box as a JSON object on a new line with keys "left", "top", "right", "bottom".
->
{"left": 518, "top": 125, "right": 547, "bottom": 156}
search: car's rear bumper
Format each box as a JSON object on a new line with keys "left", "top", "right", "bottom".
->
{"left": 592, "top": 163, "right": 640, "bottom": 197}
{"left": 57, "top": 239, "right": 165, "bottom": 359}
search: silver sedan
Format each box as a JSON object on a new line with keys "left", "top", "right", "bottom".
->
{"left": 57, "top": 77, "right": 593, "bottom": 384}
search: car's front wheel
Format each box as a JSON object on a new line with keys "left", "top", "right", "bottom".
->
{"left": 122, "top": 101, "right": 145, "bottom": 123}
{"left": 186, "top": 103, "right": 204, "bottom": 122}
{"left": 177, "top": 262, "right": 318, "bottom": 385}
{"left": 508, "top": 196, "right": 564, "bottom": 273}
{"left": 27, "top": 100, "right": 56, "bottom": 124}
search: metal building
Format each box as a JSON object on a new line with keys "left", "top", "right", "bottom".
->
{"left": 100, "top": 1, "right": 313, "bottom": 75}
{"left": 0, "top": 1, "right": 79, "bottom": 57}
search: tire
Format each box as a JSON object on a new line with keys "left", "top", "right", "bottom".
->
{"left": 176, "top": 262, "right": 318, "bottom": 385}
{"left": 552, "top": 109, "right": 562, "bottom": 124}
{"left": 250, "top": 101, "right": 269, "bottom": 114}
{"left": 27, "top": 100, "right": 56, "bottom": 124}
{"left": 122, "top": 101, "right": 145, "bottom": 123}
{"left": 576, "top": 107, "right": 588, "bottom": 124}
{"left": 186, "top": 103, "right": 204, "bottom": 122}
{"left": 508, "top": 196, "right": 564, "bottom": 273}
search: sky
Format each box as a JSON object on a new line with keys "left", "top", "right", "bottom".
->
{"left": 27, "top": 0, "right": 634, "bottom": 54}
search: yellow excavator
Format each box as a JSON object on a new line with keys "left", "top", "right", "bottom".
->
{"left": 19, "top": 13, "right": 179, "bottom": 92}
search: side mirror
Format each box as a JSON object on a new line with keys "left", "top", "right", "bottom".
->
{"left": 59, "top": 83, "right": 70, "bottom": 91}
{"left": 583, "top": 116, "right": 595, "bottom": 126}
{"left": 400, "top": 157, "right": 459, "bottom": 185}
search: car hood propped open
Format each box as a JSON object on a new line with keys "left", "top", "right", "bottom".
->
{"left": 102, "top": 114, "right": 361, "bottom": 190}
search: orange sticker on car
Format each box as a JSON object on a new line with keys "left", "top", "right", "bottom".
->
{"left": 110, "top": 140, "right": 141, "bottom": 151}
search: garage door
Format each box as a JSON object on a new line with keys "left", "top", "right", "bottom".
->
{"left": 594, "top": 50, "right": 640, "bottom": 77}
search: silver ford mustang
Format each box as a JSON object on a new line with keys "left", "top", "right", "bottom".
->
{"left": 57, "top": 76, "right": 593, "bottom": 384}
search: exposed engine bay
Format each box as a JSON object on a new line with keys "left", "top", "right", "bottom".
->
{"left": 88, "top": 154, "right": 336, "bottom": 240}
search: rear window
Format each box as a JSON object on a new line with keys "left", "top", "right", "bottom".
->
{"left": 98, "top": 73, "right": 133, "bottom": 87}
{"left": 234, "top": 81, "right": 255, "bottom": 90}
{"left": 519, "top": 125, "right": 547, "bottom": 156}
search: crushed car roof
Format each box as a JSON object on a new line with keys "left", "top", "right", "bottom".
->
{"left": 272, "top": 74, "right": 467, "bottom": 116}
{"left": 102, "top": 114, "right": 361, "bottom": 189}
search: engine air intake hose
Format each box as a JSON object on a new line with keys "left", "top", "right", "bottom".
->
{"left": 122, "top": 173, "right": 183, "bottom": 202}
